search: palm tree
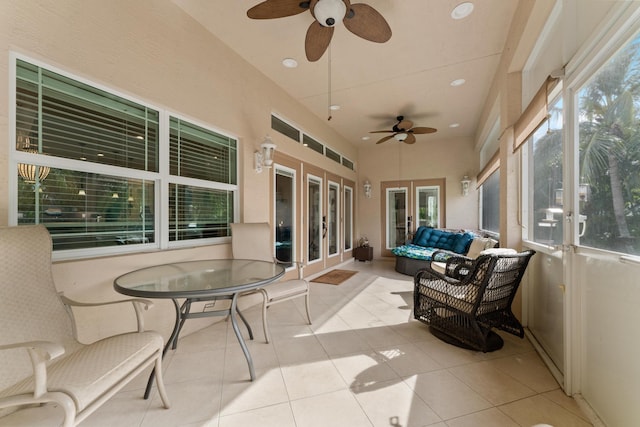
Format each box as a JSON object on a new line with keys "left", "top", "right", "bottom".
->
{"left": 578, "top": 36, "right": 640, "bottom": 251}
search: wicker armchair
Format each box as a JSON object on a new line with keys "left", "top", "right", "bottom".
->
{"left": 413, "top": 250, "right": 535, "bottom": 352}
{"left": 0, "top": 225, "right": 170, "bottom": 426}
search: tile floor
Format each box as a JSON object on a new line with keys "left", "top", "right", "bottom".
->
{"left": 4, "top": 259, "right": 593, "bottom": 427}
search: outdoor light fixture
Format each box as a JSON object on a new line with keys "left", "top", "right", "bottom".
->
{"left": 17, "top": 137, "right": 50, "bottom": 184}
{"left": 255, "top": 136, "right": 277, "bottom": 173}
{"left": 363, "top": 180, "right": 372, "bottom": 198}
{"left": 461, "top": 175, "right": 471, "bottom": 196}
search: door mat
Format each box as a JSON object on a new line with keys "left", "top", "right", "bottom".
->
{"left": 311, "top": 269, "right": 358, "bottom": 285}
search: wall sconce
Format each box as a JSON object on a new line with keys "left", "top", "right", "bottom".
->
{"left": 461, "top": 175, "right": 471, "bottom": 196}
{"left": 363, "top": 180, "right": 372, "bottom": 198}
{"left": 255, "top": 136, "right": 277, "bottom": 173}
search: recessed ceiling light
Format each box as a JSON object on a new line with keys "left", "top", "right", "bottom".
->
{"left": 451, "top": 2, "right": 474, "bottom": 20}
{"left": 361, "top": 136, "right": 370, "bottom": 140}
{"left": 282, "top": 58, "right": 298, "bottom": 68}
{"left": 449, "top": 123, "right": 460, "bottom": 128}
{"left": 450, "top": 78, "right": 466, "bottom": 87}
{"left": 329, "top": 104, "right": 340, "bottom": 111}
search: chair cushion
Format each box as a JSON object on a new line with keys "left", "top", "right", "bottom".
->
{"left": 466, "top": 237, "right": 496, "bottom": 259}
{"left": 265, "top": 280, "right": 308, "bottom": 301}
{"left": 431, "top": 261, "right": 447, "bottom": 275}
{"left": 0, "top": 331, "right": 162, "bottom": 412}
{"left": 480, "top": 248, "right": 517, "bottom": 256}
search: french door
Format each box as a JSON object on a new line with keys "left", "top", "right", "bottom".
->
{"left": 381, "top": 179, "right": 445, "bottom": 256}
{"left": 272, "top": 153, "right": 355, "bottom": 277}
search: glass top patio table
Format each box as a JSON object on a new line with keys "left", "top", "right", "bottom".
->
{"left": 114, "top": 259, "right": 285, "bottom": 299}
{"left": 114, "top": 259, "right": 285, "bottom": 397}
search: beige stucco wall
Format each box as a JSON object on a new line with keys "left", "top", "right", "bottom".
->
{"left": 356, "top": 136, "right": 479, "bottom": 259}
{"left": 0, "top": 0, "right": 358, "bottom": 341}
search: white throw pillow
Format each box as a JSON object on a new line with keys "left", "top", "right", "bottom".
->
{"left": 480, "top": 247, "right": 517, "bottom": 256}
{"left": 466, "top": 237, "right": 494, "bottom": 258}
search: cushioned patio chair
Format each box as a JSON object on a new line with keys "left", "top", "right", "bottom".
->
{"left": 413, "top": 249, "right": 535, "bottom": 352}
{"left": 231, "top": 222, "right": 311, "bottom": 343}
{"left": 0, "top": 225, "right": 170, "bottom": 426}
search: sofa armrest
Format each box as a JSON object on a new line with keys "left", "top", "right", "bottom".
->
{"left": 430, "top": 250, "right": 475, "bottom": 279}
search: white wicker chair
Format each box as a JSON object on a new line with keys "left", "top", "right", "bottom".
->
{"left": 0, "top": 225, "right": 170, "bottom": 426}
{"left": 231, "top": 222, "right": 311, "bottom": 343}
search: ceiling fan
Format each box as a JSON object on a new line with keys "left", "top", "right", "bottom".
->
{"left": 370, "top": 116, "right": 437, "bottom": 144}
{"left": 247, "top": 0, "right": 392, "bottom": 62}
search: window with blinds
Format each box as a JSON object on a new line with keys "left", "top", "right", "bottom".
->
{"left": 168, "top": 118, "right": 237, "bottom": 241}
{"left": 14, "top": 58, "right": 237, "bottom": 256}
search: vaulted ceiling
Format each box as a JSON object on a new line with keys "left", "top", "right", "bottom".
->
{"left": 174, "top": 0, "right": 520, "bottom": 147}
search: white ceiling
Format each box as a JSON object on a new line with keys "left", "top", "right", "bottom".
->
{"left": 174, "top": 0, "right": 520, "bottom": 146}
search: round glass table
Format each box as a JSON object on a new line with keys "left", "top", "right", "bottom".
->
{"left": 114, "top": 259, "right": 285, "bottom": 397}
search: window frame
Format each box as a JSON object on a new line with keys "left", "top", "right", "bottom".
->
{"left": 10, "top": 53, "right": 239, "bottom": 260}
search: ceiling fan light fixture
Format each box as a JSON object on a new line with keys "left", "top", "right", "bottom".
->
{"left": 394, "top": 133, "right": 408, "bottom": 142}
{"left": 451, "top": 2, "right": 474, "bottom": 20}
{"left": 313, "top": 0, "right": 346, "bottom": 27}
{"left": 282, "top": 57, "right": 298, "bottom": 68}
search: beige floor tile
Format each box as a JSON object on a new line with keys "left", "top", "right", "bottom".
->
{"left": 413, "top": 336, "right": 484, "bottom": 368}
{"left": 445, "top": 407, "right": 520, "bottom": 427}
{"left": 0, "top": 402, "right": 66, "bottom": 426}
{"left": 376, "top": 342, "right": 442, "bottom": 377}
{"left": 163, "top": 348, "right": 226, "bottom": 384}
{"left": 403, "top": 370, "right": 492, "bottom": 420}
{"left": 141, "top": 378, "right": 222, "bottom": 427}
{"left": 290, "top": 389, "right": 374, "bottom": 427}
{"left": 389, "top": 321, "right": 437, "bottom": 343}
{"left": 219, "top": 402, "right": 296, "bottom": 427}
{"left": 219, "top": 367, "right": 289, "bottom": 416}
{"left": 315, "top": 328, "right": 372, "bottom": 356}
{"left": 355, "top": 325, "right": 410, "bottom": 348}
{"left": 353, "top": 378, "right": 442, "bottom": 427}
{"left": 449, "top": 361, "right": 537, "bottom": 405}
{"left": 81, "top": 389, "right": 154, "bottom": 427}
{"left": 499, "top": 394, "right": 593, "bottom": 427}
{"left": 222, "top": 340, "right": 280, "bottom": 381}
{"left": 272, "top": 334, "right": 329, "bottom": 366}
{"left": 36, "top": 260, "right": 592, "bottom": 427}
{"left": 542, "top": 390, "right": 592, "bottom": 422}
{"left": 174, "top": 321, "right": 230, "bottom": 354}
{"left": 487, "top": 351, "right": 560, "bottom": 393}
{"left": 331, "top": 351, "right": 400, "bottom": 391}
{"left": 281, "top": 358, "right": 348, "bottom": 400}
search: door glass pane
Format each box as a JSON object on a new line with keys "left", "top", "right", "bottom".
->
{"left": 577, "top": 33, "right": 640, "bottom": 256}
{"left": 344, "top": 186, "right": 353, "bottom": 251}
{"left": 416, "top": 186, "right": 440, "bottom": 228}
{"left": 481, "top": 171, "right": 500, "bottom": 233}
{"left": 531, "top": 97, "right": 563, "bottom": 246}
{"left": 308, "top": 177, "right": 322, "bottom": 262}
{"left": 328, "top": 182, "right": 339, "bottom": 256}
{"left": 275, "top": 168, "right": 294, "bottom": 265}
{"left": 387, "top": 188, "right": 407, "bottom": 249}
